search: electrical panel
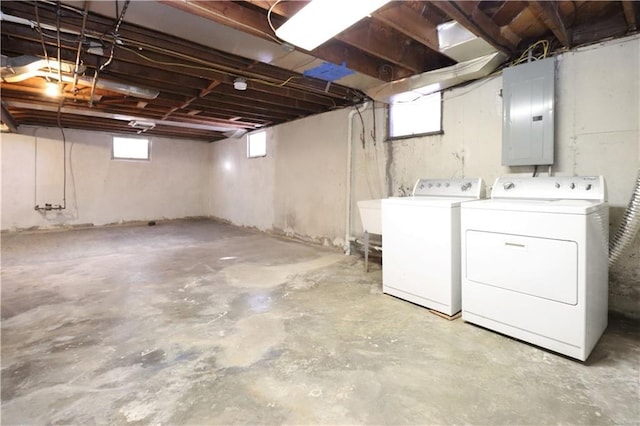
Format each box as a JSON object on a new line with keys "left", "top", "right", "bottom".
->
{"left": 502, "top": 57, "right": 555, "bottom": 166}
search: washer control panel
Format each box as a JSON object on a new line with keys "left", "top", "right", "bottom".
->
{"left": 412, "top": 178, "right": 485, "bottom": 198}
{"left": 492, "top": 176, "right": 606, "bottom": 201}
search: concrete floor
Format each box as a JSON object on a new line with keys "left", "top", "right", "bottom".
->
{"left": 1, "top": 219, "right": 639, "bottom": 425}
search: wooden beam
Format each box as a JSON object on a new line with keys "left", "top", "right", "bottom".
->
{"left": 529, "top": 1, "right": 572, "bottom": 47}
{"left": 244, "top": 0, "right": 307, "bottom": 17}
{"left": 428, "top": 1, "right": 518, "bottom": 54}
{"left": 162, "top": 80, "right": 221, "bottom": 120}
{"left": 572, "top": 13, "right": 628, "bottom": 45}
{"left": 1, "top": 103, "right": 19, "bottom": 133}
{"left": 162, "top": 0, "right": 411, "bottom": 81}
{"left": 621, "top": 0, "right": 638, "bottom": 32}
{"left": 372, "top": 2, "right": 440, "bottom": 52}
{"left": 334, "top": 19, "right": 423, "bottom": 72}
{"left": 234, "top": 0, "right": 416, "bottom": 79}
{"left": 490, "top": 1, "right": 528, "bottom": 26}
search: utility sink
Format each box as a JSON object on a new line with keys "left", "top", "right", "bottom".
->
{"left": 357, "top": 199, "right": 383, "bottom": 235}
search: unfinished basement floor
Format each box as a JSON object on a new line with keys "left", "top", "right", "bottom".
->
{"left": 1, "top": 219, "right": 639, "bottom": 424}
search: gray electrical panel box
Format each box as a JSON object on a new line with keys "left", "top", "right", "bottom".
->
{"left": 502, "top": 57, "right": 555, "bottom": 166}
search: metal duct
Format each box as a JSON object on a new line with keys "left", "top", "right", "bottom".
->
{"left": 3, "top": 70, "right": 159, "bottom": 99}
{"left": 1, "top": 55, "right": 80, "bottom": 78}
{"left": 1, "top": 55, "right": 159, "bottom": 100}
{"left": 609, "top": 169, "right": 640, "bottom": 267}
{"left": 365, "top": 51, "right": 506, "bottom": 103}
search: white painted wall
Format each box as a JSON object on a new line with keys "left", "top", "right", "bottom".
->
{"left": 209, "top": 35, "right": 639, "bottom": 318}
{"left": 209, "top": 109, "right": 348, "bottom": 246}
{"left": 1, "top": 128, "right": 210, "bottom": 230}
{"left": 209, "top": 131, "right": 276, "bottom": 231}
{"left": 350, "top": 35, "right": 640, "bottom": 319}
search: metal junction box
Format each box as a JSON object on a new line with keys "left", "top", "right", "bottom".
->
{"left": 502, "top": 57, "right": 555, "bottom": 166}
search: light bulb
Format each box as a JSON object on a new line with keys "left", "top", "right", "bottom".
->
{"left": 44, "top": 81, "right": 60, "bottom": 97}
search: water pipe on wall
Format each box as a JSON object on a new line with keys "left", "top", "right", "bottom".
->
{"left": 345, "top": 101, "right": 370, "bottom": 255}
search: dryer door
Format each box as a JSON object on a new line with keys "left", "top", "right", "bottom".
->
{"left": 465, "top": 230, "right": 578, "bottom": 305}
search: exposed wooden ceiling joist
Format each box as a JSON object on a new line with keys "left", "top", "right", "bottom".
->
{"left": 1, "top": 102, "right": 20, "bottom": 133}
{"left": 162, "top": 0, "right": 414, "bottom": 82}
{"left": 529, "top": 1, "right": 572, "bottom": 47}
{"left": 621, "top": 0, "right": 638, "bottom": 32}
{"left": 372, "top": 2, "right": 440, "bottom": 53}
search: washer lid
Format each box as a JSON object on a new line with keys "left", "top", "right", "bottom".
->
{"left": 461, "top": 198, "right": 606, "bottom": 214}
{"left": 383, "top": 196, "right": 479, "bottom": 208}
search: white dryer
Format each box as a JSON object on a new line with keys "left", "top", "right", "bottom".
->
{"left": 461, "top": 176, "right": 609, "bottom": 361}
{"left": 382, "top": 178, "right": 485, "bottom": 316}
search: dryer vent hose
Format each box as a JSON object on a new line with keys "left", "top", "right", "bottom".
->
{"left": 609, "top": 169, "right": 640, "bottom": 267}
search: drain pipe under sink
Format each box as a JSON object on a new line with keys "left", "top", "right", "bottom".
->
{"left": 345, "top": 101, "right": 370, "bottom": 255}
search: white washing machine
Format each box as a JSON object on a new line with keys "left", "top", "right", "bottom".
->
{"left": 382, "top": 178, "right": 485, "bottom": 316}
{"left": 461, "top": 176, "right": 609, "bottom": 361}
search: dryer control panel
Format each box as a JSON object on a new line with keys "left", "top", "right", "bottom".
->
{"left": 412, "top": 178, "right": 485, "bottom": 199}
{"left": 492, "top": 176, "right": 606, "bottom": 201}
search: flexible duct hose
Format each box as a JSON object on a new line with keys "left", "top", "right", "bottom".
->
{"left": 609, "top": 169, "right": 640, "bottom": 267}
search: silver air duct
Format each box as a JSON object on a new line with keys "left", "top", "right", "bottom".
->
{"left": 609, "top": 169, "right": 640, "bottom": 267}
{"left": 1, "top": 55, "right": 159, "bottom": 99}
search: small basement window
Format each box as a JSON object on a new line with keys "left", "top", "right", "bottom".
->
{"left": 112, "top": 137, "right": 150, "bottom": 160}
{"left": 247, "top": 131, "right": 266, "bottom": 158}
{"left": 388, "top": 91, "right": 442, "bottom": 139}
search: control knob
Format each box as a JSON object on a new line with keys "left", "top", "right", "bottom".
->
{"left": 570, "top": 183, "right": 576, "bottom": 189}
{"left": 461, "top": 182, "right": 472, "bottom": 191}
{"left": 586, "top": 184, "right": 592, "bottom": 190}
{"left": 503, "top": 182, "right": 515, "bottom": 190}
{"left": 555, "top": 182, "right": 560, "bottom": 189}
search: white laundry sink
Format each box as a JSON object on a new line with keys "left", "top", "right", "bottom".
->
{"left": 357, "top": 199, "right": 383, "bottom": 235}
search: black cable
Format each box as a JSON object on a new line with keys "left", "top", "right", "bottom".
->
{"left": 34, "top": 2, "right": 53, "bottom": 81}
{"left": 90, "top": 0, "right": 131, "bottom": 106}
{"left": 57, "top": 100, "right": 67, "bottom": 210}
{"left": 56, "top": 1, "right": 67, "bottom": 209}
{"left": 533, "top": 165, "right": 538, "bottom": 177}
{"left": 370, "top": 101, "right": 377, "bottom": 146}
{"left": 355, "top": 104, "right": 366, "bottom": 149}
{"left": 56, "top": 1, "right": 62, "bottom": 91}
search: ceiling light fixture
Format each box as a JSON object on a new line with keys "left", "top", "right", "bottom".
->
{"left": 44, "top": 81, "right": 60, "bottom": 97}
{"left": 233, "top": 77, "right": 247, "bottom": 91}
{"left": 275, "top": 0, "right": 392, "bottom": 51}
{"left": 128, "top": 120, "right": 156, "bottom": 133}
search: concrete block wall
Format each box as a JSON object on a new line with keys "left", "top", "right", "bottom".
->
{"left": 1, "top": 128, "right": 210, "bottom": 230}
